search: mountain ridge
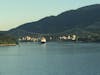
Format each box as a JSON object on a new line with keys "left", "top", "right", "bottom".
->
{"left": 9, "top": 4, "right": 100, "bottom": 35}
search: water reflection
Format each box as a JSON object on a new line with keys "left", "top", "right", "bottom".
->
{"left": 40, "top": 43, "right": 47, "bottom": 48}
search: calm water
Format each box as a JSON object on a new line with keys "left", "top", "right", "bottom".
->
{"left": 0, "top": 42, "right": 100, "bottom": 75}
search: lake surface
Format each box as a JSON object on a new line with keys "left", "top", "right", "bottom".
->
{"left": 0, "top": 42, "right": 100, "bottom": 75}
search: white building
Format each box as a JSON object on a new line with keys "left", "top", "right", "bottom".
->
{"left": 72, "top": 35, "right": 76, "bottom": 40}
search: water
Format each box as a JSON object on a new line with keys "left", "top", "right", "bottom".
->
{"left": 0, "top": 42, "right": 100, "bottom": 75}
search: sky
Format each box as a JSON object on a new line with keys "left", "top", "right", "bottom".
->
{"left": 0, "top": 0, "right": 100, "bottom": 31}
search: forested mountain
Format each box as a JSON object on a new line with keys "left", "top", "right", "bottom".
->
{"left": 8, "top": 4, "right": 100, "bottom": 41}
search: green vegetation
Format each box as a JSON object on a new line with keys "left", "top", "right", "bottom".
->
{"left": 4, "top": 4, "right": 100, "bottom": 42}
{"left": 9, "top": 4, "right": 100, "bottom": 34}
{"left": 0, "top": 33, "right": 18, "bottom": 45}
{"left": 78, "top": 33, "right": 100, "bottom": 42}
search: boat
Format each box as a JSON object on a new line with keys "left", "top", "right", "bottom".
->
{"left": 41, "top": 37, "right": 46, "bottom": 43}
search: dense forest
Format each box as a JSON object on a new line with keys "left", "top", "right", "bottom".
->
{"left": 0, "top": 33, "right": 18, "bottom": 45}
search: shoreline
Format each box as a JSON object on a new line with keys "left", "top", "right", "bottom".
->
{"left": 0, "top": 44, "right": 17, "bottom": 46}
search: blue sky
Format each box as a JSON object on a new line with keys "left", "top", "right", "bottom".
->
{"left": 0, "top": 0, "right": 100, "bottom": 30}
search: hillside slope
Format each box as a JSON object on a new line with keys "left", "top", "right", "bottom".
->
{"left": 9, "top": 4, "right": 100, "bottom": 35}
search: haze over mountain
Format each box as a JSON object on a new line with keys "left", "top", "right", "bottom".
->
{"left": 9, "top": 4, "right": 100, "bottom": 35}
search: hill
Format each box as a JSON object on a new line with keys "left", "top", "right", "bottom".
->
{"left": 8, "top": 4, "right": 100, "bottom": 42}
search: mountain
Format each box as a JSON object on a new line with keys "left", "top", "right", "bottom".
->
{"left": 9, "top": 4, "right": 100, "bottom": 36}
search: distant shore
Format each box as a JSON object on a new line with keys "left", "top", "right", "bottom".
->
{"left": 0, "top": 44, "right": 17, "bottom": 46}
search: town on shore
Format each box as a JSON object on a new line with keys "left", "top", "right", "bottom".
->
{"left": 0, "top": 32, "right": 100, "bottom": 46}
{"left": 19, "top": 34, "right": 77, "bottom": 42}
